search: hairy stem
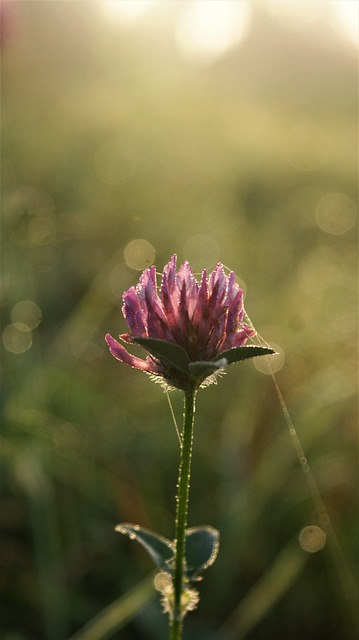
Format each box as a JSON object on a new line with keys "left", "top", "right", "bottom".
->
{"left": 169, "top": 387, "right": 197, "bottom": 640}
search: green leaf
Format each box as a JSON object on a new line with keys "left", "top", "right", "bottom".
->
{"left": 115, "top": 523, "right": 174, "bottom": 572}
{"left": 188, "top": 360, "right": 226, "bottom": 378}
{"left": 185, "top": 526, "right": 220, "bottom": 580}
{"left": 217, "top": 345, "right": 276, "bottom": 365}
{"left": 132, "top": 337, "right": 190, "bottom": 374}
{"left": 115, "top": 524, "right": 220, "bottom": 582}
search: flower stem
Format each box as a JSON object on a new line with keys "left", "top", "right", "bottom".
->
{"left": 170, "top": 386, "right": 197, "bottom": 640}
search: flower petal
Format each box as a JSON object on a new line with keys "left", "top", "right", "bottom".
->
{"left": 161, "top": 256, "right": 179, "bottom": 327}
{"left": 122, "top": 287, "right": 148, "bottom": 337}
{"left": 105, "top": 334, "right": 157, "bottom": 373}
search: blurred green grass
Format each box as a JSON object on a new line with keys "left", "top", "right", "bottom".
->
{"left": 1, "top": 2, "right": 357, "bottom": 639}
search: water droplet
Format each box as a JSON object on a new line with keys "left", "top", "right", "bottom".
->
{"left": 133, "top": 524, "right": 140, "bottom": 531}
{"left": 289, "top": 428, "right": 296, "bottom": 436}
{"left": 154, "top": 572, "right": 173, "bottom": 592}
{"left": 129, "top": 533, "right": 136, "bottom": 540}
{"left": 114, "top": 525, "right": 126, "bottom": 534}
{"left": 299, "top": 525, "right": 326, "bottom": 553}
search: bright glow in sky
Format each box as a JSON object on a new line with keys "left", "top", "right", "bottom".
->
{"left": 100, "top": 0, "right": 358, "bottom": 52}
{"left": 101, "top": 0, "right": 154, "bottom": 22}
{"left": 329, "top": 0, "right": 359, "bottom": 46}
{"left": 176, "top": 0, "right": 251, "bottom": 63}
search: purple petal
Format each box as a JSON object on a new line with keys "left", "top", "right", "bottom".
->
{"left": 122, "top": 287, "right": 148, "bottom": 337}
{"left": 192, "top": 270, "right": 208, "bottom": 328}
{"left": 224, "top": 291, "right": 243, "bottom": 338}
{"left": 161, "top": 255, "right": 177, "bottom": 295}
{"left": 225, "top": 272, "right": 238, "bottom": 304}
{"left": 209, "top": 264, "right": 227, "bottom": 299}
{"left": 222, "top": 323, "right": 256, "bottom": 351}
{"left": 161, "top": 258, "right": 178, "bottom": 326}
{"left": 207, "top": 307, "right": 228, "bottom": 355}
{"left": 140, "top": 266, "right": 174, "bottom": 341}
{"left": 179, "top": 262, "right": 198, "bottom": 317}
{"left": 105, "top": 334, "right": 158, "bottom": 373}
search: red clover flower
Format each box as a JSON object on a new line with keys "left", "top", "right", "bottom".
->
{"left": 106, "top": 255, "right": 269, "bottom": 391}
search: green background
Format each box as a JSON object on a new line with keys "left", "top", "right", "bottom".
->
{"left": 1, "top": 2, "right": 357, "bottom": 639}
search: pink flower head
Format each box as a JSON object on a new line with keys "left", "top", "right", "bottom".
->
{"left": 106, "top": 255, "right": 273, "bottom": 390}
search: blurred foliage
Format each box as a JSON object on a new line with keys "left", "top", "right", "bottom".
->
{"left": 1, "top": 2, "right": 357, "bottom": 640}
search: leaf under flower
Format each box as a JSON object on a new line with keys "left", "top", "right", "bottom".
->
{"left": 132, "top": 337, "right": 190, "bottom": 374}
{"left": 188, "top": 360, "right": 226, "bottom": 378}
{"left": 217, "top": 345, "right": 276, "bottom": 364}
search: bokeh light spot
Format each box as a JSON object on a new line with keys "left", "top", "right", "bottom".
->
{"left": 299, "top": 525, "right": 326, "bottom": 553}
{"left": 124, "top": 239, "right": 156, "bottom": 270}
{"left": 254, "top": 342, "right": 284, "bottom": 374}
{"left": 330, "top": 0, "right": 359, "bottom": 47}
{"left": 11, "top": 300, "right": 42, "bottom": 330}
{"left": 315, "top": 192, "right": 357, "bottom": 235}
{"left": 2, "top": 323, "right": 33, "bottom": 354}
{"left": 176, "top": 0, "right": 251, "bottom": 63}
{"left": 94, "top": 141, "right": 137, "bottom": 185}
{"left": 286, "top": 123, "right": 332, "bottom": 171}
{"left": 182, "top": 235, "right": 220, "bottom": 272}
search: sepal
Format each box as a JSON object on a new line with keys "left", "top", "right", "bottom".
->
{"left": 132, "top": 337, "right": 190, "bottom": 373}
{"left": 217, "top": 345, "right": 275, "bottom": 364}
{"left": 188, "top": 359, "right": 226, "bottom": 378}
